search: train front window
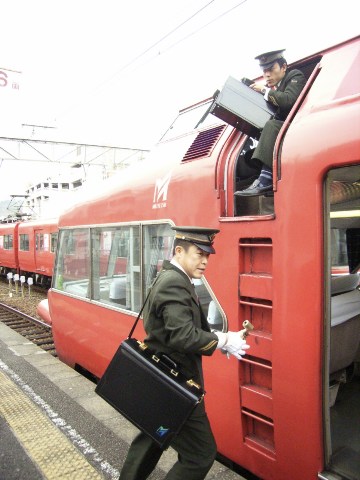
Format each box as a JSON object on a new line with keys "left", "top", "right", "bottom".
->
{"left": 160, "top": 99, "right": 222, "bottom": 142}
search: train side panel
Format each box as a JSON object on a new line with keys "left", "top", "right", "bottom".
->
{"left": 0, "top": 223, "right": 19, "bottom": 272}
{"left": 17, "top": 219, "right": 58, "bottom": 283}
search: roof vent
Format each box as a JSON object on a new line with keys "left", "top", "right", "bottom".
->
{"left": 182, "top": 124, "right": 226, "bottom": 162}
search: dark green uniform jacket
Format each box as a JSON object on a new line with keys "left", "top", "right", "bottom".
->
{"left": 143, "top": 260, "right": 219, "bottom": 387}
{"left": 267, "top": 68, "right": 306, "bottom": 120}
{"left": 252, "top": 68, "right": 306, "bottom": 167}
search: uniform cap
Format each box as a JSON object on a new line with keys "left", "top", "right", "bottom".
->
{"left": 172, "top": 226, "right": 220, "bottom": 254}
{"left": 255, "top": 49, "right": 286, "bottom": 69}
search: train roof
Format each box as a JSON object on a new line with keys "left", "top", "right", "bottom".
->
{"left": 17, "top": 218, "right": 59, "bottom": 229}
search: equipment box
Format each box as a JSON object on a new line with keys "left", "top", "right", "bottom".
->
{"left": 210, "top": 76, "right": 276, "bottom": 139}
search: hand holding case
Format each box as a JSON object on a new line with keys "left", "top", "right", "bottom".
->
{"left": 210, "top": 75, "right": 277, "bottom": 139}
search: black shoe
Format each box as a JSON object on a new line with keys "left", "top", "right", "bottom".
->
{"left": 234, "top": 179, "right": 272, "bottom": 197}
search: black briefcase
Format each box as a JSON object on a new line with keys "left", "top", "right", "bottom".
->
{"left": 210, "top": 76, "right": 277, "bottom": 139}
{"left": 95, "top": 337, "right": 205, "bottom": 449}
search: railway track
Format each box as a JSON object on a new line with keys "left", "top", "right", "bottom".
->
{"left": 0, "top": 302, "right": 56, "bottom": 356}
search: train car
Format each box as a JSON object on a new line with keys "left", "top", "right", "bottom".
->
{"left": 17, "top": 218, "right": 58, "bottom": 286}
{"left": 0, "top": 222, "right": 19, "bottom": 275}
{"left": 47, "top": 36, "right": 360, "bottom": 480}
{"left": 0, "top": 218, "right": 58, "bottom": 286}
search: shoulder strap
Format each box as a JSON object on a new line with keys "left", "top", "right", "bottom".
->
{"left": 128, "top": 273, "right": 160, "bottom": 338}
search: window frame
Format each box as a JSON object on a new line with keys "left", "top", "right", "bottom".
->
{"left": 19, "top": 233, "right": 30, "bottom": 251}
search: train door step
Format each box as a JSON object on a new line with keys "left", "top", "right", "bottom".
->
{"left": 235, "top": 194, "right": 274, "bottom": 216}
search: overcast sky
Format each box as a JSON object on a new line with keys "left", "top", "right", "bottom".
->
{"left": 0, "top": 0, "right": 359, "bottom": 199}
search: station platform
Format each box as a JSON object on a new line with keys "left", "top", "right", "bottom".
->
{"left": 0, "top": 322, "right": 248, "bottom": 480}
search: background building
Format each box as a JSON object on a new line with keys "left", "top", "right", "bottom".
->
{"left": 0, "top": 138, "right": 149, "bottom": 221}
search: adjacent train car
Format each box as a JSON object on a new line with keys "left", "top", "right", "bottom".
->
{"left": 0, "top": 218, "right": 58, "bottom": 285}
{"left": 47, "top": 36, "right": 360, "bottom": 480}
{"left": 0, "top": 222, "right": 19, "bottom": 273}
{"left": 18, "top": 218, "right": 58, "bottom": 286}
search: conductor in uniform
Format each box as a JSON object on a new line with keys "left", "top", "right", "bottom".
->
{"left": 235, "top": 49, "right": 306, "bottom": 196}
{"left": 119, "top": 226, "right": 250, "bottom": 480}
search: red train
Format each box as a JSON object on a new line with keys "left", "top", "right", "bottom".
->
{"left": 0, "top": 218, "right": 58, "bottom": 287}
{"left": 42, "top": 36, "right": 359, "bottom": 480}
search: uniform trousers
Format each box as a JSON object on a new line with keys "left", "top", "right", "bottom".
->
{"left": 119, "top": 407, "right": 217, "bottom": 480}
{"left": 252, "top": 119, "right": 284, "bottom": 168}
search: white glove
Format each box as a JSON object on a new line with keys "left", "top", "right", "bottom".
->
{"left": 214, "top": 331, "right": 250, "bottom": 360}
{"left": 223, "top": 332, "right": 250, "bottom": 359}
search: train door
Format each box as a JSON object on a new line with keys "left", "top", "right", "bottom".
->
{"left": 321, "top": 164, "right": 360, "bottom": 480}
{"left": 35, "top": 228, "right": 47, "bottom": 272}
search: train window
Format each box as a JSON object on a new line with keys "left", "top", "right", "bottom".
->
{"left": 91, "top": 225, "right": 141, "bottom": 312}
{"left": 53, "top": 228, "right": 90, "bottom": 298}
{"left": 330, "top": 228, "right": 349, "bottom": 274}
{"left": 324, "top": 164, "right": 360, "bottom": 479}
{"left": 194, "top": 279, "right": 225, "bottom": 331}
{"left": 3, "top": 234, "right": 13, "bottom": 250}
{"left": 36, "top": 233, "right": 50, "bottom": 252}
{"left": 36, "top": 233, "right": 43, "bottom": 251}
{"left": 50, "top": 233, "right": 58, "bottom": 253}
{"left": 53, "top": 223, "right": 226, "bottom": 330}
{"left": 160, "top": 99, "right": 222, "bottom": 142}
{"left": 142, "top": 223, "right": 225, "bottom": 330}
{"left": 19, "top": 234, "right": 30, "bottom": 251}
{"left": 142, "top": 224, "right": 174, "bottom": 295}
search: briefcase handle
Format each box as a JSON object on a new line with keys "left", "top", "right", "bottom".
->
{"left": 157, "top": 353, "right": 178, "bottom": 372}
{"left": 137, "top": 340, "right": 179, "bottom": 376}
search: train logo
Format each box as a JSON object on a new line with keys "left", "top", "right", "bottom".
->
{"left": 156, "top": 426, "right": 170, "bottom": 438}
{"left": 152, "top": 171, "right": 172, "bottom": 209}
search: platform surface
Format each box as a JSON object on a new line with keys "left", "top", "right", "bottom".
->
{"left": 0, "top": 322, "right": 249, "bottom": 480}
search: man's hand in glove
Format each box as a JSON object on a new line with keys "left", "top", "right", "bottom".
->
{"left": 214, "top": 331, "right": 250, "bottom": 360}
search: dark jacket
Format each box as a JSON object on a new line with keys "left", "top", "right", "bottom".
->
{"left": 251, "top": 68, "right": 307, "bottom": 167}
{"left": 267, "top": 68, "right": 306, "bottom": 121}
{"left": 143, "top": 260, "right": 218, "bottom": 386}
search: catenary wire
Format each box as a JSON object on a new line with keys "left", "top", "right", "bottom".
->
{"left": 55, "top": 0, "right": 217, "bottom": 118}
{"left": 55, "top": 0, "right": 248, "bottom": 119}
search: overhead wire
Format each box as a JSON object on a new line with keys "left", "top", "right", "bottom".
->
{"left": 118, "top": 0, "right": 248, "bottom": 80}
{"left": 56, "top": 0, "right": 249, "bottom": 120}
{"left": 55, "top": 0, "right": 217, "bottom": 118}
{"left": 95, "top": 0, "right": 217, "bottom": 87}
{"left": 157, "top": 0, "right": 248, "bottom": 56}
